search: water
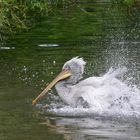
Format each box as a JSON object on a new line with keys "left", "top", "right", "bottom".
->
{"left": 0, "top": 1, "right": 140, "bottom": 140}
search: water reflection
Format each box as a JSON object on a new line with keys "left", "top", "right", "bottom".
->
{"left": 42, "top": 116, "right": 140, "bottom": 140}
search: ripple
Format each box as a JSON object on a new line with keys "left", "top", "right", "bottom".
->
{"left": 38, "top": 44, "right": 59, "bottom": 47}
{"left": 0, "top": 47, "right": 15, "bottom": 50}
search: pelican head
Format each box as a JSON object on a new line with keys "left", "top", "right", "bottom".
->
{"left": 32, "top": 57, "right": 86, "bottom": 105}
{"left": 62, "top": 57, "right": 86, "bottom": 84}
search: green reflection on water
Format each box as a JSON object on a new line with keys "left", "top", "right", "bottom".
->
{"left": 0, "top": 1, "right": 140, "bottom": 140}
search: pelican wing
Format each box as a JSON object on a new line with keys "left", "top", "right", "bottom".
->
{"left": 77, "top": 76, "right": 105, "bottom": 88}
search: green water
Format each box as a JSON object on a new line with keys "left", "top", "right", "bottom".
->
{"left": 0, "top": 1, "right": 140, "bottom": 140}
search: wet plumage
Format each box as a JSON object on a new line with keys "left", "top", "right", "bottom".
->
{"left": 55, "top": 57, "right": 127, "bottom": 108}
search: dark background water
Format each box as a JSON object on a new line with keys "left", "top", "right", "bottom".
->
{"left": 0, "top": 1, "right": 140, "bottom": 140}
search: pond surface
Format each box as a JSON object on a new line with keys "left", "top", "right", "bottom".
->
{"left": 0, "top": 1, "right": 140, "bottom": 140}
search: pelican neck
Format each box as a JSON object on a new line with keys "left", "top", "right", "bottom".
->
{"left": 55, "top": 81, "right": 74, "bottom": 105}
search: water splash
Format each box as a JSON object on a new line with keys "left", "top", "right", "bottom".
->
{"left": 37, "top": 67, "right": 140, "bottom": 119}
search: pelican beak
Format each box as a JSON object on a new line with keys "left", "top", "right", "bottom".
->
{"left": 32, "top": 70, "right": 71, "bottom": 105}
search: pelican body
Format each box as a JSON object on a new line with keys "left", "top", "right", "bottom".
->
{"left": 32, "top": 57, "right": 131, "bottom": 109}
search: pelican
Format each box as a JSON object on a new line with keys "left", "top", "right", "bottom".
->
{"left": 32, "top": 57, "right": 132, "bottom": 109}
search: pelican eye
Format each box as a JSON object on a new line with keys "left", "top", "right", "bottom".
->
{"left": 64, "top": 65, "right": 71, "bottom": 71}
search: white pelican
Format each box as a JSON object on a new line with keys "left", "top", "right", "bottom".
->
{"left": 32, "top": 57, "right": 139, "bottom": 111}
